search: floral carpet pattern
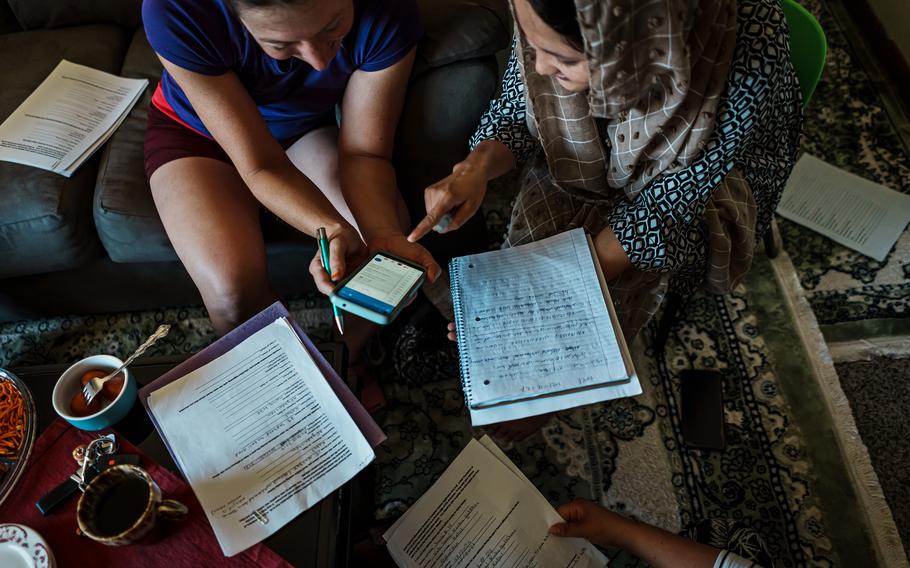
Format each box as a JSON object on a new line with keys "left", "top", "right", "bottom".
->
{"left": 780, "top": 0, "right": 910, "bottom": 335}
{"left": 0, "top": 257, "right": 881, "bottom": 566}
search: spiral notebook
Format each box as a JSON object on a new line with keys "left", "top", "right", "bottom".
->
{"left": 450, "top": 229, "right": 640, "bottom": 426}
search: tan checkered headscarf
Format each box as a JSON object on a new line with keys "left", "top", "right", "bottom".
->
{"left": 515, "top": 0, "right": 738, "bottom": 200}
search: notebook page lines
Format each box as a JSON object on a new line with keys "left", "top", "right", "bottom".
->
{"left": 457, "top": 230, "right": 626, "bottom": 408}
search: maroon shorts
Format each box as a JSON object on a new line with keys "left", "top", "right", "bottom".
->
{"left": 143, "top": 103, "right": 232, "bottom": 180}
{"left": 143, "top": 103, "right": 337, "bottom": 180}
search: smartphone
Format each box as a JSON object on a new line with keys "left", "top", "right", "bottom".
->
{"left": 679, "top": 369, "right": 726, "bottom": 450}
{"left": 329, "top": 252, "right": 426, "bottom": 325}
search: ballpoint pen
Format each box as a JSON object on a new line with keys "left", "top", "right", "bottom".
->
{"left": 316, "top": 227, "right": 344, "bottom": 335}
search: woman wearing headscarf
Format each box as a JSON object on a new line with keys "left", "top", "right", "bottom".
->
{"left": 409, "top": 0, "right": 802, "bottom": 343}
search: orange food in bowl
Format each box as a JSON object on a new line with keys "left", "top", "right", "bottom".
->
{"left": 79, "top": 370, "right": 124, "bottom": 401}
{"left": 101, "top": 375, "right": 124, "bottom": 400}
{"left": 79, "top": 370, "right": 106, "bottom": 386}
{"left": 0, "top": 381, "right": 25, "bottom": 460}
{"left": 69, "top": 391, "right": 102, "bottom": 417}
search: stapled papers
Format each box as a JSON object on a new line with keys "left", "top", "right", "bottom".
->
{"left": 384, "top": 436, "right": 607, "bottom": 568}
{"left": 140, "top": 303, "right": 384, "bottom": 556}
{"left": 0, "top": 60, "right": 147, "bottom": 176}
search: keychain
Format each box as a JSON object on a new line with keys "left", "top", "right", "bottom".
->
{"left": 36, "top": 433, "right": 141, "bottom": 516}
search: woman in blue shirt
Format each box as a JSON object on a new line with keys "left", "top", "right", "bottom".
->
{"left": 143, "top": 0, "right": 440, "bottom": 336}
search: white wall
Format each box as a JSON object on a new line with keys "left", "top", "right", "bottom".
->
{"left": 867, "top": 0, "right": 910, "bottom": 63}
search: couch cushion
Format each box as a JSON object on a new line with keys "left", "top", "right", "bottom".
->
{"left": 7, "top": 0, "right": 140, "bottom": 31}
{"left": 94, "top": 28, "right": 175, "bottom": 263}
{"left": 415, "top": 0, "right": 510, "bottom": 73}
{"left": 0, "top": 25, "right": 131, "bottom": 278}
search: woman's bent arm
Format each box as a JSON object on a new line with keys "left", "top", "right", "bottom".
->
{"left": 158, "top": 57, "right": 356, "bottom": 239}
{"left": 337, "top": 49, "right": 440, "bottom": 280}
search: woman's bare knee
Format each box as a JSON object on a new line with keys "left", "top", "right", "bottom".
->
{"left": 199, "top": 272, "right": 276, "bottom": 334}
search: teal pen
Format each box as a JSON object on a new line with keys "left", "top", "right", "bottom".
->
{"left": 316, "top": 227, "right": 344, "bottom": 335}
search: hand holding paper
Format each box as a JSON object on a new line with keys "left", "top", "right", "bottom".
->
{"left": 384, "top": 436, "right": 607, "bottom": 568}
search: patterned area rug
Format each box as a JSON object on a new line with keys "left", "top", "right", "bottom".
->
{"left": 781, "top": 0, "right": 910, "bottom": 343}
{"left": 370, "top": 252, "right": 904, "bottom": 567}
{"left": 0, "top": 297, "right": 333, "bottom": 369}
{"left": 0, "top": 254, "right": 902, "bottom": 566}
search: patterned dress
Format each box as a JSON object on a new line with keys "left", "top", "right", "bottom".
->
{"left": 470, "top": 0, "right": 803, "bottom": 338}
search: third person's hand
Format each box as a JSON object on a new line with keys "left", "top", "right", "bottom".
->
{"left": 548, "top": 499, "right": 630, "bottom": 549}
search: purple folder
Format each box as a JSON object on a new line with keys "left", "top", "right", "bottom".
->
{"left": 139, "top": 301, "right": 385, "bottom": 474}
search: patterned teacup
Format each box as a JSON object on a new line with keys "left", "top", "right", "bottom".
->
{"left": 77, "top": 464, "right": 188, "bottom": 545}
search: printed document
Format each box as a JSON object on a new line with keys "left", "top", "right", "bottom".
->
{"left": 777, "top": 154, "right": 910, "bottom": 261}
{"left": 148, "top": 318, "right": 373, "bottom": 556}
{"left": 384, "top": 436, "right": 606, "bottom": 568}
{"left": 0, "top": 60, "right": 147, "bottom": 176}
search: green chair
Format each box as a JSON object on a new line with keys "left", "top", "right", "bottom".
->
{"left": 780, "top": 0, "right": 827, "bottom": 105}
{"left": 656, "top": 0, "right": 827, "bottom": 350}
{"left": 764, "top": 0, "right": 826, "bottom": 258}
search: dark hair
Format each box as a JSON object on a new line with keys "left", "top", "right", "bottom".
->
{"left": 527, "top": 0, "right": 584, "bottom": 52}
{"left": 225, "top": 0, "right": 304, "bottom": 15}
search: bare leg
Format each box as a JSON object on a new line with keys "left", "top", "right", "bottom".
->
{"left": 150, "top": 157, "right": 277, "bottom": 335}
{"left": 286, "top": 125, "right": 411, "bottom": 239}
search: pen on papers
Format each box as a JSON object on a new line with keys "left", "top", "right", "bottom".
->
{"left": 316, "top": 227, "right": 345, "bottom": 335}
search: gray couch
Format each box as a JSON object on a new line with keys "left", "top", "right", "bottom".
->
{"left": 0, "top": 0, "right": 508, "bottom": 322}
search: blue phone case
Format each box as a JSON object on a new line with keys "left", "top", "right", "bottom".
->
{"left": 328, "top": 252, "right": 425, "bottom": 325}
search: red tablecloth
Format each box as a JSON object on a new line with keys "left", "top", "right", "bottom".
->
{"left": 0, "top": 419, "right": 292, "bottom": 568}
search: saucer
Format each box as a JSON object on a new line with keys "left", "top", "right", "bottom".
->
{"left": 0, "top": 524, "right": 55, "bottom": 568}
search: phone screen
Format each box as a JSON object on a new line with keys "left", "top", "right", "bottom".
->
{"left": 337, "top": 254, "right": 424, "bottom": 314}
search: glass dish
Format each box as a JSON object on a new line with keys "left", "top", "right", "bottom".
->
{"left": 0, "top": 368, "right": 38, "bottom": 508}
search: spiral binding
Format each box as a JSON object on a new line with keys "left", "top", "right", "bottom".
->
{"left": 449, "top": 257, "right": 474, "bottom": 405}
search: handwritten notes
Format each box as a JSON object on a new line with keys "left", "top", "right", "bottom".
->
{"left": 148, "top": 318, "right": 373, "bottom": 556}
{"left": 0, "top": 60, "right": 147, "bottom": 176}
{"left": 451, "top": 229, "right": 629, "bottom": 410}
{"left": 384, "top": 436, "right": 606, "bottom": 568}
{"left": 777, "top": 154, "right": 910, "bottom": 261}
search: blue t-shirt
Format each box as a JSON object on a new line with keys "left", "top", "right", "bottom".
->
{"left": 143, "top": 0, "right": 421, "bottom": 144}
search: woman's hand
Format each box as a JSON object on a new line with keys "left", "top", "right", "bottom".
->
{"left": 594, "top": 227, "right": 632, "bottom": 281}
{"left": 367, "top": 234, "right": 442, "bottom": 284}
{"left": 408, "top": 159, "right": 489, "bottom": 242}
{"left": 308, "top": 225, "right": 367, "bottom": 295}
{"left": 548, "top": 499, "right": 630, "bottom": 549}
